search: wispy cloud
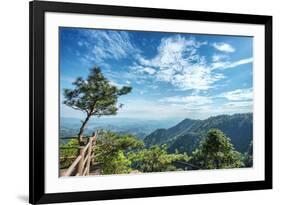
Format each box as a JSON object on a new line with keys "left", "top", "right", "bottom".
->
{"left": 211, "top": 57, "right": 253, "bottom": 70}
{"left": 224, "top": 101, "right": 253, "bottom": 107}
{"left": 77, "top": 29, "right": 139, "bottom": 65}
{"left": 160, "top": 95, "right": 213, "bottom": 106}
{"left": 133, "top": 35, "right": 224, "bottom": 91}
{"left": 212, "top": 54, "right": 228, "bottom": 62}
{"left": 218, "top": 88, "right": 253, "bottom": 101}
{"left": 224, "top": 58, "right": 253, "bottom": 69}
{"left": 212, "top": 42, "right": 235, "bottom": 53}
{"left": 108, "top": 80, "right": 125, "bottom": 88}
{"left": 130, "top": 65, "right": 156, "bottom": 75}
{"left": 159, "top": 88, "right": 253, "bottom": 114}
{"left": 156, "top": 92, "right": 252, "bottom": 119}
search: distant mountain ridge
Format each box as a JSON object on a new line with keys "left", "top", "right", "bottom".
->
{"left": 144, "top": 113, "right": 253, "bottom": 154}
{"left": 60, "top": 117, "right": 179, "bottom": 139}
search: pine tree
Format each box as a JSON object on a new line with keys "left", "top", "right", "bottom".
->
{"left": 63, "top": 67, "right": 132, "bottom": 144}
{"left": 191, "top": 129, "right": 243, "bottom": 169}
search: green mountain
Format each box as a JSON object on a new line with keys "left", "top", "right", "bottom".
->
{"left": 144, "top": 113, "right": 253, "bottom": 154}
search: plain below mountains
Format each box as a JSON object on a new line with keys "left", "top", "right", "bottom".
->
{"left": 144, "top": 113, "right": 253, "bottom": 154}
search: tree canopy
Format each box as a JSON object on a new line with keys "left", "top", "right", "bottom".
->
{"left": 63, "top": 67, "right": 132, "bottom": 144}
{"left": 94, "top": 131, "right": 144, "bottom": 174}
{"left": 190, "top": 129, "right": 244, "bottom": 169}
{"left": 129, "top": 144, "right": 189, "bottom": 172}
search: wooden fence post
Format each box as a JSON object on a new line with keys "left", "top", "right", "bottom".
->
{"left": 87, "top": 137, "right": 93, "bottom": 175}
{"left": 91, "top": 132, "right": 97, "bottom": 166}
{"left": 77, "top": 146, "right": 85, "bottom": 176}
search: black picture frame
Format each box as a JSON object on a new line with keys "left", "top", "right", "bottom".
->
{"left": 29, "top": 1, "right": 272, "bottom": 204}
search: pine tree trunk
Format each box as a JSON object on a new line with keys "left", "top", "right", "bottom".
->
{"left": 77, "top": 114, "right": 91, "bottom": 145}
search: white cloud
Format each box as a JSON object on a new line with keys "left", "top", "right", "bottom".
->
{"left": 213, "top": 42, "right": 235, "bottom": 53}
{"left": 142, "top": 67, "right": 156, "bottom": 75}
{"left": 171, "top": 65, "right": 225, "bottom": 90}
{"left": 219, "top": 88, "right": 253, "bottom": 101}
{"left": 212, "top": 54, "right": 228, "bottom": 62}
{"left": 130, "top": 65, "right": 156, "bottom": 75}
{"left": 224, "top": 101, "right": 253, "bottom": 107}
{"left": 135, "top": 35, "right": 223, "bottom": 91}
{"left": 78, "top": 30, "right": 139, "bottom": 65}
{"left": 211, "top": 57, "right": 253, "bottom": 70}
{"left": 161, "top": 95, "right": 213, "bottom": 106}
{"left": 109, "top": 80, "right": 124, "bottom": 88}
{"left": 158, "top": 88, "right": 253, "bottom": 118}
{"left": 225, "top": 58, "right": 253, "bottom": 68}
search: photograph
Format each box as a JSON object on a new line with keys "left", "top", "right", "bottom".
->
{"left": 28, "top": 1, "right": 272, "bottom": 203}
{"left": 59, "top": 27, "right": 254, "bottom": 177}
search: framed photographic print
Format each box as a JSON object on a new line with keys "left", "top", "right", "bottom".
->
{"left": 29, "top": 0, "right": 272, "bottom": 204}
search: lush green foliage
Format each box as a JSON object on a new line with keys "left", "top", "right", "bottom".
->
{"left": 59, "top": 138, "right": 79, "bottom": 169}
{"left": 129, "top": 145, "right": 190, "bottom": 172}
{"left": 190, "top": 129, "right": 244, "bottom": 169}
{"left": 94, "top": 131, "right": 144, "bottom": 174}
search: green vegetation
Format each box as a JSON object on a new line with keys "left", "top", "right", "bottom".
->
{"left": 190, "top": 129, "right": 244, "bottom": 169}
{"left": 94, "top": 131, "right": 143, "bottom": 174}
{"left": 60, "top": 128, "right": 252, "bottom": 174}
{"left": 60, "top": 138, "right": 79, "bottom": 169}
{"left": 129, "top": 145, "right": 189, "bottom": 172}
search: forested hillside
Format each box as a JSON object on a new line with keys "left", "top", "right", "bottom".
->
{"left": 144, "top": 113, "right": 253, "bottom": 154}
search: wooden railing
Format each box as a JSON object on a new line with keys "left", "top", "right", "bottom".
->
{"left": 61, "top": 132, "right": 98, "bottom": 177}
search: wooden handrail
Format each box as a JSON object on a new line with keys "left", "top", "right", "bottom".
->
{"left": 82, "top": 167, "right": 89, "bottom": 176}
{"left": 63, "top": 155, "right": 82, "bottom": 176}
{"left": 86, "top": 137, "right": 93, "bottom": 175}
{"left": 82, "top": 139, "right": 91, "bottom": 155}
{"left": 77, "top": 146, "right": 86, "bottom": 176}
{"left": 62, "top": 131, "right": 98, "bottom": 177}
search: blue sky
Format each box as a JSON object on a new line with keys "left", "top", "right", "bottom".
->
{"left": 60, "top": 27, "right": 253, "bottom": 120}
